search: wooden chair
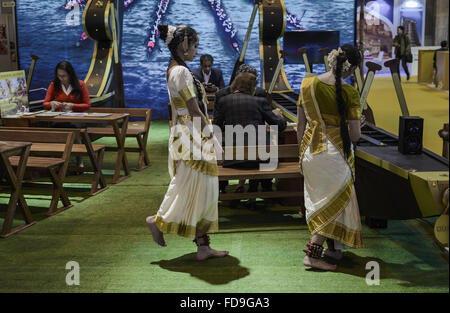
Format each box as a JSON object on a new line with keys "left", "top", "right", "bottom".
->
{"left": 0, "top": 130, "right": 75, "bottom": 215}
{"left": 86, "top": 107, "right": 152, "bottom": 170}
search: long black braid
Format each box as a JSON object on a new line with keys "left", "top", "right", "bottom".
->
{"left": 333, "top": 44, "right": 361, "bottom": 158}
{"left": 158, "top": 24, "right": 207, "bottom": 115}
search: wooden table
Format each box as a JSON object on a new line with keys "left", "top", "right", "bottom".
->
{"left": 0, "top": 141, "right": 36, "bottom": 238}
{"left": 3, "top": 113, "right": 131, "bottom": 184}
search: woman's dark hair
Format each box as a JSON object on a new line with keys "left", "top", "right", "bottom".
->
{"left": 53, "top": 61, "right": 82, "bottom": 99}
{"left": 230, "top": 72, "right": 257, "bottom": 95}
{"left": 333, "top": 44, "right": 361, "bottom": 158}
{"left": 397, "top": 26, "right": 405, "bottom": 32}
{"left": 158, "top": 24, "right": 205, "bottom": 113}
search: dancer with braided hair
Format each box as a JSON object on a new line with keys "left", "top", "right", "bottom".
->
{"left": 145, "top": 24, "right": 229, "bottom": 261}
{"left": 297, "top": 44, "right": 364, "bottom": 271}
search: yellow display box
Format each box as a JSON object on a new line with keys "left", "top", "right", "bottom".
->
{"left": 418, "top": 50, "right": 436, "bottom": 84}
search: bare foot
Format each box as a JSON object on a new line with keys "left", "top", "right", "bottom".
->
{"left": 324, "top": 248, "right": 343, "bottom": 260}
{"left": 196, "top": 246, "right": 229, "bottom": 261}
{"left": 146, "top": 216, "right": 167, "bottom": 247}
{"left": 303, "top": 255, "right": 337, "bottom": 271}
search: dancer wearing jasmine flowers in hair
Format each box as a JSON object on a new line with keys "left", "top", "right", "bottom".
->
{"left": 146, "top": 24, "right": 229, "bottom": 261}
{"left": 297, "top": 44, "right": 364, "bottom": 271}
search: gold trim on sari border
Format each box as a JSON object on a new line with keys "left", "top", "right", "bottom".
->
{"left": 316, "top": 221, "right": 363, "bottom": 248}
{"left": 199, "top": 83, "right": 209, "bottom": 113}
{"left": 300, "top": 76, "right": 327, "bottom": 155}
{"left": 154, "top": 216, "right": 219, "bottom": 238}
{"left": 179, "top": 85, "right": 197, "bottom": 102}
{"left": 170, "top": 117, "right": 219, "bottom": 177}
{"left": 171, "top": 96, "right": 187, "bottom": 109}
{"left": 298, "top": 126, "right": 312, "bottom": 174}
{"left": 182, "top": 159, "right": 218, "bottom": 176}
{"left": 307, "top": 179, "right": 353, "bottom": 234}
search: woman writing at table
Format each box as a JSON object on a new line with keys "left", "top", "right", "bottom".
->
{"left": 43, "top": 61, "right": 91, "bottom": 112}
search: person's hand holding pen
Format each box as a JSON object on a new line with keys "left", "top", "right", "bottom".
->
{"left": 50, "top": 101, "right": 62, "bottom": 111}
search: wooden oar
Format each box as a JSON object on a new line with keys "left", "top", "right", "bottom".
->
{"left": 297, "top": 47, "right": 313, "bottom": 77}
{"left": 319, "top": 48, "right": 330, "bottom": 72}
{"left": 354, "top": 66, "right": 364, "bottom": 93}
{"left": 229, "top": 0, "right": 261, "bottom": 85}
{"left": 384, "top": 59, "right": 410, "bottom": 116}
{"left": 359, "top": 61, "right": 382, "bottom": 113}
{"left": 26, "top": 54, "right": 39, "bottom": 95}
{"left": 355, "top": 65, "right": 376, "bottom": 125}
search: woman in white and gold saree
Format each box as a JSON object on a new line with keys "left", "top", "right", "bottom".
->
{"left": 297, "top": 45, "right": 364, "bottom": 271}
{"left": 146, "top": 24, "right": 228, "bottom": 261}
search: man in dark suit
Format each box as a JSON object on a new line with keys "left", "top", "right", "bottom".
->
{"left": 193, "top": 54, "right": 225, "bottom": 92}
{"left": 213, "top": 72, "right": 286, "bottom": 207}
{"left": 214, "top": 64, "right": 266, "bottom": 116}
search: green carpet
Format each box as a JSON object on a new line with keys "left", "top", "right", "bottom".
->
{"left": 0, "top": 120, "right": 448, "bottom": 293}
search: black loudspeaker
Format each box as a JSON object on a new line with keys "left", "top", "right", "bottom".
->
{"left": 398, "top": 116, "right": 424, "bottom": 154}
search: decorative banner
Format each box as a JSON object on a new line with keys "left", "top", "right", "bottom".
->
{"left": 17, "top": 0, "right": 355, "bottom": 119}
{"left": 399, "top": 2, "right": 424, "bottom": 47}
{"left": 357, "top": 0, "right": 395, "bottom": 60}
{"left": 0, "top": 70, "right": 28, "bottom": 117}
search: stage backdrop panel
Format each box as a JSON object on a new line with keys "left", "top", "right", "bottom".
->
{"left": 17, "top": 0, "right": 355, "bottom": 119}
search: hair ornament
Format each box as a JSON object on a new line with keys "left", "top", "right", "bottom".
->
{"left": 328, "top": 47, "right": 352, "bottom": 73}
{"left": 165, "top": 25, "right": 177, "bottom": 46}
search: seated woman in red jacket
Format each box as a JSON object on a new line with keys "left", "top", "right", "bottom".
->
{"left": 43, "top": 61, "right": 91, "bottom": 112}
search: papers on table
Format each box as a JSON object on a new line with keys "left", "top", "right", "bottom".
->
{"left": 2, "top": 111, "right": 114, "bottom": 118}
{"left": 22, "top": 110, "right": 45, "bottom": 116}
{"left": 85, "top": 113, "right": 112, "bottom": 117}
{"left": 60, "top": 112, "right": 113, "bottom": 117}
{"left": 35, "top": 111, "right": 63, "bottom": 117}
{"left": 2, "top": 114, "right": 23, "bottom": 118}
{"left": 61, "top": 112, "right": 87, "bottom": 117}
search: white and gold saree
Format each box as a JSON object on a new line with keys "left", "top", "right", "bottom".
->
{"left": 154, "top": 60, "right": 219, "bottom": 238}
{"left": 299, "top": 76, "right": 363, "bottom": 249}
